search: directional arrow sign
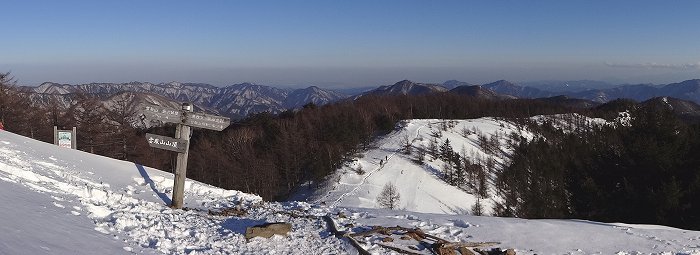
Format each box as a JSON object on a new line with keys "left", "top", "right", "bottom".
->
{"left": 145, "top": 133, "right": 188, "bottom": 153}
{"left": 183, "top": 112, "right": 230, "bottom": 131}
{"left": 143, "top": 105, "right": 182, "bottom": 124}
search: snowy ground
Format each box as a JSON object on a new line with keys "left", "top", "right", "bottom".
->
{"left": 2, "top": 120, "right": 700, "bottom": 255}
{"left": 309, "top": 118, "right": 534, "bottom": 215}
{"left": 335, "top": 208, "right": 700, "bottom": 255}
{"left": 309, "top": 115, "right": 615, "bottom": 215}
{"left": 0, "top": 131, "right": 346, "bottom": 254}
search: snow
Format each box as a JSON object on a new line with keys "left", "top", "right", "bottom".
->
{"left": 0, "top": 180, "right": 136, "bottom": 255}
{"left": 2, "top": 119, "right": 700, "bottom": 255}
{"left": 0, "top": 131, "right": 344, "bottom": 254}
{"left": 335, "top": 208, "right": 700, "bottom": 255}
{"left": 310, "top": 115, "right": 616, "bottom": 216}
{"left": 311, "top": 118, "right": 534, "bottom": 215}
{"left": 531, "top": 113, "right": 608, "bottom": 132}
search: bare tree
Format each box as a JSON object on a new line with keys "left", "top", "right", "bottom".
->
{"left": 0, "top": 72, "right": 18, "bottom": 125}
{"left": 428, "top": 136, "right": 439, "bottom": 160}
{"left": 471, "top": 197, "right": 484, "bottom": 216}
{"left": 460, "top": 125, "right": 471, "bottom": 138}
{"left": 0, "top": 72, "right": 38, "bottom": 137}
{"left": 105, "top": 93, "right": 139, "bottom": 159}
{"left": 377, "top": 182, "right": 401, "bottom": 210}
{"left": 415, "top": 147, "right": 426, "bottom": 164}
{"left": 401, "top": 133, "right": 412, "bottom": 155}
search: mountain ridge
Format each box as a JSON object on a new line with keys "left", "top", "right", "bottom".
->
{"left": 20, "top": 78, "right": 700, "bottom": 120}
{"left": 20, "top": 81, "right": 347, "bottom": 119}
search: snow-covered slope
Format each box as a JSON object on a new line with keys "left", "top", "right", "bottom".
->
{"left": 2, "top": 126, "right": 700, "bottom": 255}
{"left": 0, "top": 131, "right": 345, "bottom": 254}
{"left": 310, "top": 118, "right": 535, "bottom": 215}
{"left": 310, "top": 114, "right": 611, "bottom": 215}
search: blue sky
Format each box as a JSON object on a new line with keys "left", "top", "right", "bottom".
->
{"left": 2, "top": 0, "right": 700, "bottom": 87}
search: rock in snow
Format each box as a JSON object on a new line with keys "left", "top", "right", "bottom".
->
{"left": 245, "top": 222, "right": 292, "bottom": 239}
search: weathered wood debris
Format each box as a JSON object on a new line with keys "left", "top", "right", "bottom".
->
{"left": 206, "top": 204, "right": 514, "bottom": 255}
{"left": 323, "top": 214, "right": 513, "bottom": 255}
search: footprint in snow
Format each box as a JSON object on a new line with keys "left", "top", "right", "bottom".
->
{"left": 71, "top": 211, "right": 81, "bottom": 216}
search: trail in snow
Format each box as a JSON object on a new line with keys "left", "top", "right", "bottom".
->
{"left": 314, "top": 116, "right": 613, "bottom": 215}
{"left": 330, "top": 125, "right": 425, "bottom": 207}
{"left": 313, "top": 118, "right": 526, "bottom": 214}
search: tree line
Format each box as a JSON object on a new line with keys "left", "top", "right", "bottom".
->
{"left": 181, "top": 94, "right": 572, "bottom": 200}
{"left": 494, "top": 102, "right": 700, "bottom": 230}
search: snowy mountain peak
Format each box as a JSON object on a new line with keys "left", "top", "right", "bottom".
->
{"left": 35, "top": 82, "right": 72, "bottom": 94}
{"left": 363, "top": 80, "right": 448, "bottom": 97}
{"left": 449, "top": 85, "right": 504, "bottom": 99}
{"left": 443, "top": 80, "right": 476, "bottom": 89}
{"left": 284, "top": 86, "right": 347, "bottom": 109}
{"left": 482, "top": 80, "right": 552, "bottom": 98}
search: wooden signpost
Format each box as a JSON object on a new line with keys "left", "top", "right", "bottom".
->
{"left": 142, "top": 103, "right": 230, "bottom": 209}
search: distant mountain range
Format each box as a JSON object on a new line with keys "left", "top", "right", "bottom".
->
{"left": 519, "top": 80, "right": 620, "bottom": 93}
{"left": 361, "top": 80, "right": 506, "bottom": 100}
{"left": 18, "top": 78, "right": 700, "bottom": 120}
{"left": 447, "top": 79, "right": 700, "bottom": 105}
{"left": 20, "top": 82, "right": 347, "bottom": 119}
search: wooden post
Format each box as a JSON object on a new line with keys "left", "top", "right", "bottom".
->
{"left": 53, "top": 126, "right": 58, "bottom": 145}
{"left": 72, "top": 127, "right": 77, "bottom": 149}
{"left": 171, "top": 103, "right": 193, "bottom": 209}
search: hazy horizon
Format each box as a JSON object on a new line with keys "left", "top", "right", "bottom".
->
{"left": 3, "top": 1, "right": 700, "bottom": 88}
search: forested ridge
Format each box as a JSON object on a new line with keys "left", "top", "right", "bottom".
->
{"left": 495, "top": 103, "right": 700, "bottom": 230}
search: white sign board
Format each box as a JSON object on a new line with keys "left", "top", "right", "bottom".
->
{"left": 145, "top": 133, "right": 188, "bottom": 153}
{"left": 54, "top": 126, "right": 76, "bottom": 149}
{"left": 183, "top": 112, "right": 230, "bottom": 131}
{"left": 143, "top": 105, "right": 182, "bottom": 124}
{"left": 57, "top": 131, "right": 73, "bottom": 148}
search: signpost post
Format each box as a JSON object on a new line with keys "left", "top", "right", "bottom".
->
{"left": 171, "top": 104, "right": 192, "bottom": 209}
{"left": 142, "top": 103, "right": 230, "bottom": 209}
